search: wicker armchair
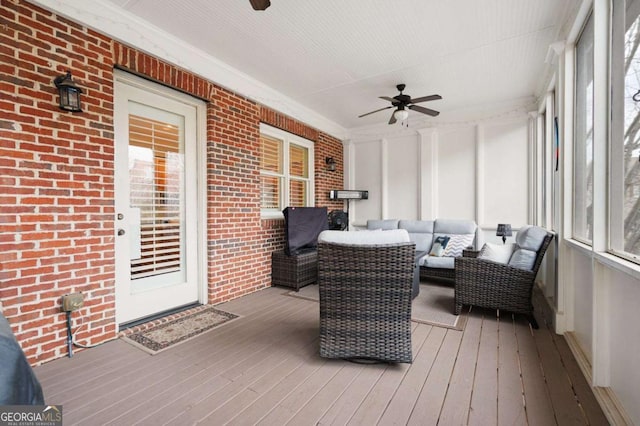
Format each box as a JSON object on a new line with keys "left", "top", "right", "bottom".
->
{"left": 454, "top": 232, "right": 553, "bottom": 329}
{"left": 317, "top": 230, "right": 416, "bottom": 363}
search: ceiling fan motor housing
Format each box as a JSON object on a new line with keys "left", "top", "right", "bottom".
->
{"left": 393, "top": 94, "right": 411, "bottom": 106}
{"left": 250, "top": 0, "right": 270, "bottom": 10}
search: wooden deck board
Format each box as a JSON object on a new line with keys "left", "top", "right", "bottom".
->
{"left": 552, "top": 330, "right": 610, "bottom": 426}
{"left": 285, "top": 364, "right": 363, "bottom": 425}
{"left": 121, "top": 301, "right": 319, "bottom": 425}
{"left": 533, "top": 318, "right": 590, "bottom": 425}
{"left": 345, "top": 324, "right": 432, "bottom": 425}
{"left": 33, "top": 285, "right": 608, "bottom": 426}
{"left": 515, "top": 315, "right": 558, "bottom": 426}
{"left": 406, "top": 328, "right": 463, "bottom": 425}
{"left": 255, "top": 360, "right": 345, "bottom": 425}
{"left": 70, "top": 292, "right": 311, "bottom": 425}
{"left": 225, "top": 354, "right": 326, "bottom": 425}
{"left": 315, "top": 362, "right": 387, "bottom": 425}
{"left": 379, "top": 325, "right": 445, "bottom": 425}
{"left": 468, "top": 311, "right": 499, "bottom": 425}
{"left": 436, "top": 307, "right": 482, "bottom": 425}
{"left": 497, "top": 313, "right": 527, "bottom": 425}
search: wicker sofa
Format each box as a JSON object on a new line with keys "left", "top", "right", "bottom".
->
{"left": 454, "top": 225, "right": 553, "bottom": 328}
{"left": 317, "top": 229, "right": 415, "bottom": 363}
{"left": 366, "top": 218, "right": 481, "bottom": 283}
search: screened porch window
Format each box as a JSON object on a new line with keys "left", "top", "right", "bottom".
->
{"left": 573, "top": 12, "right": 594, "bottom": 244}
{"left": 610, "top": 0, "right": 640, "bottom": 263}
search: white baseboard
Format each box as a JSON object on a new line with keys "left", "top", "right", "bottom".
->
{"left": 564, "top": 332, "right": 633, "bottom": 426}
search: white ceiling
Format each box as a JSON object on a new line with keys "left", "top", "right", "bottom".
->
{"left": 40, "top": 0, "right": 581, "bottom": 134}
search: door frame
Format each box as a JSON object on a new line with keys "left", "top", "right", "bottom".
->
{"left": 113, "top": 69, "right": 208, "bottom": 327}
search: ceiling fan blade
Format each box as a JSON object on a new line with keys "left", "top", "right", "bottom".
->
{"left": 409, "top": 94, "right": 442, "bottom": 104}
{"left": 358, "top": 105, "right": 392, "bottom": 118}
{"left": 388, "top": 112, "right": 397, "bottom": 125}
{"left": 379, "top": 96, "right": 396, "bottom": 103}
{"left": 409, "top": 104, "right": 440, "bottom": 117}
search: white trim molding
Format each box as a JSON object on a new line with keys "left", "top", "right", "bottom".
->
{"left": 564, "top": 332, "right": 634, "bottom": 425}
{"left": 417, "top": 128, "right": 438, "bottom": 220}
{"left": 475, "top": 124, "right": 485, "bottom": 228}
{"left": 380, "top": 138, "right": 389, "bottom": 219}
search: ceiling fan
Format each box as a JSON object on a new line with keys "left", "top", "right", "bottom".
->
{"left": 359, "top": 84, "right": 442, "bottom": 124}
{"left": 250, "top": 0, "right": 271, "bottom": 10}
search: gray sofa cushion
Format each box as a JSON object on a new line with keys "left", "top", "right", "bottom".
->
{"left": 434, "top": 218, "right": 477, "bottom": 235}
{"left": 508, "top": 248, "right": 537, "bottom": 270}
{"left": 398, "top": 220, "right": 434, "bottom": 252}
{"left": 366, "top": 219, "right": 399, "bottom": 230}
{"left": 506, "top": 225, "right": 548, "bottom": 271}
{"left": 515, "top": 225, "right": 547, "bottom": 251}
{"left": 319, "top": 229, "right": 410, "bottom": 245}
{"left": 420, "top": 255, "right": 455, "bottom": 269}
{"left": 434, "top": 219, "right": 478, "bottom": 251}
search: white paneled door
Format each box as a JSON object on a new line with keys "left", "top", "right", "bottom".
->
{"left": 114, "top": 72, "right": 203, "bottom": 325}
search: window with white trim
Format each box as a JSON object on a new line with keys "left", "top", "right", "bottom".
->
{"left": 573, "top": 12, "right": 595, "bottom": 244}
{"left": 611, "top": 0, "right": 640, "bottom": 262}
{"left": 259, "top": 124, "right": 314, "bottom": 216}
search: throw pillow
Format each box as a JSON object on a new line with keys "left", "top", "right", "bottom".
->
{"left": 443, "top": 234, "right": 475, "bottom": 257}
{"left": 429, "top": 235, "right": 450, "bottom": 257}
{"left": 478, "top": 242, "right": 516, "bottom": 264}
{"left": 508, "top": 248, "right": 537, "bottom": 270}
{"left": 515, "top": 225, "right": 548, "bottom": 251}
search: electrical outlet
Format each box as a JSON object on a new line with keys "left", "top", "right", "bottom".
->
{"left": 61, "top": 292, "right": 84, "bottom": 311}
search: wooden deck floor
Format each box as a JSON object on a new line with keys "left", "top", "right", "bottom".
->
{"left": 34, "top": 284, "right": 609, "bottom": 425}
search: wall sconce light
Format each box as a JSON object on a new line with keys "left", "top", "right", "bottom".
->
{"left": 54, "top": 71, "right": 83, "bottom": 112}
{"left": 325, "top": 157, "right": 336, "bottom": 172}
{"left": 496, "top": 223, "right": 513, "bottom": 244}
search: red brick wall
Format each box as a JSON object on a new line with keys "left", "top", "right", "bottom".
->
{"left": 314, "top": 132, "right": 345, "bottom": 209}
{"left": 0, "top": 0, "right": 343, "bottom": 365}
{"left": 1, "top": 1, "right": 116, "bottom": 364}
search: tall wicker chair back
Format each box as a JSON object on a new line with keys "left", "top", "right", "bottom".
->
{"left": 454, "top": 232, "right": 553, "bottom": 328}
{"left": 317, "top": 238, "right": 416, "bottom": 363}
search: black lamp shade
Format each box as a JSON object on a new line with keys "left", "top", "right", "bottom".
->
{"left": 54, "top": 71, "right": 82, "bottom": 112}
{"left": 496, "top": 223, "right": 513, "bottom": 244}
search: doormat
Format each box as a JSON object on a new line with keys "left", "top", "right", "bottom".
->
{"left": 120, "top": 306, "right": 239, "bottom": 355}
{"left": 288, "top": 282, "right": 467, "bottom": 331}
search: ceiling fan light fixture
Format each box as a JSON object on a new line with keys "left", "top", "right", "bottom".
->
{"left": 250, "top": 0, "right": 271, "bottom": 10}
{"left": 393, "top": 108, "right": 409, "bottom": 122}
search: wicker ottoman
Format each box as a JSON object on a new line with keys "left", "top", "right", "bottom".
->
{"left": 271, "top": 250, "right": 318, "bottom": 291}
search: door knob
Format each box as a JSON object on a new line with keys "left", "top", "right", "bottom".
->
{"left": 117, "top": 229, "right": 125, "bottom": 236}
